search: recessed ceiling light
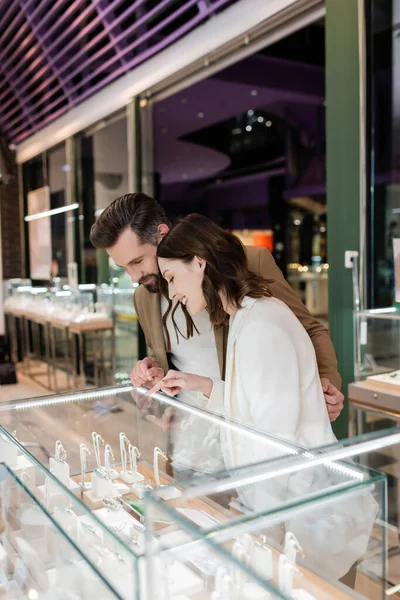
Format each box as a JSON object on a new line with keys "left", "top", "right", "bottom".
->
{"left": 250, "top": 89, "right": 258, "bottom": 96}
{"left": 247, "top": 109, "right": 254, "bottom": 116}
{"left": 198, "top": 112, "right": 204, "bottom": 118}
{"left": 266, "top": 121, "right": 272, "bottom": 127}
{"left": 257, "top": 116, "right": 264, "bottom": 123}
{"left": 246, "top": 125, "right": 252, "bottom": 132}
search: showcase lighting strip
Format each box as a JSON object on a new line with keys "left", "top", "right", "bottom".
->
{"left": 207, "top": 482, "right": 376, "bottom": 544}
{"left": 181, "top": 431, "right": 400, "bottom": 500}
{"left": 12, "top": 386, "right": 131, "bottom": 411}
{"left": 24, "top": 203, "right": 79, "bottom": 222}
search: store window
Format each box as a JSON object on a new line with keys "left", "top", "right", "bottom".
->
{"left": 22, "top": 144, "right": 69, "bottom": 281}
{"left": 78, "top": 111, "right": 129, "bottom": 284}
{"left": 367, "top": 0, "right": 400, "bottom": 307}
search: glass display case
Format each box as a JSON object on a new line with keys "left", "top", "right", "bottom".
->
{"left": 147, "top": 427, "right": 400, "bottom": 600}
{"left": 0, "top": 384, "right": 305, "bottom": 599}
{"left": 1, "top": 387, "right": 399, "bottom": 598}
{"left": 0, "top": 460, "right": 129, "bottom": 599}
{"left": 354, "top": 308, "right": 400, "bottom": 381}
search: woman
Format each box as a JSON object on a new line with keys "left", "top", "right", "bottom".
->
{"left": 148, "top": 213, "right": 337, "bottom": 467}
{"left": 147, "top": 215, "right": 377, "bottom": 583}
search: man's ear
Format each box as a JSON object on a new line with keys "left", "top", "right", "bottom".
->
{"left": 157, "top": 223, "right": 169, "bottom": 242}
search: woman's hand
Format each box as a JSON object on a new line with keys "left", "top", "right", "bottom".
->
{"left": 146, "top": 370, "right": 213, "bottom": 398}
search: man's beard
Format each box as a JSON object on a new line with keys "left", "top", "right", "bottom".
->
{"left": 139, "top": 274, "right": 159, "bottom": 294}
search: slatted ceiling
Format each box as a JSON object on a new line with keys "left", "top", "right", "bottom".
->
{"left": 0, "top": 0, "right": 237, "bottom": 146}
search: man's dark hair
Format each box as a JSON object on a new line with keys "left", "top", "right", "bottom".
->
{"left": 90, "top": 192, "right": 171, "bottom": 249}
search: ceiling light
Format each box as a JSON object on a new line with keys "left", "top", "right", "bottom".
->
{"left": 250, "top": 90, "right": 258, "bottom": 96}
{"left": 25, "top": 203, "right": 79, "bottom": 222}
{"left": 246, "top": 125, "right": 252, "bottom": 132}
{"left": 139, "top": 99, "right": 148, "bottom": 108}
{"left": 198, "top": 112, "right": 204, "bottom": 118}
{"left": 257, "top": 117, "right": 264, "bottom": 123}
{"left": 266, "top": 121, "right": 272, "bottom": 127}
{"left": 247, "top": 110, "right": 254, "bottom": 116}
{"left": 232, "top": 128, "right": 242, "bottom": 134}
{"left": 294, "top": 219, "right": 301, "bottom": 226}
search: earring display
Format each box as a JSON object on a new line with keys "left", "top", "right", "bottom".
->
{"left": 79, "top": 443, "right": 91, "bottom": 491}
{"left": 37, "top": 440, "right": 80, "bottom": 506}
{"left": 152, "top": 447, "right": 181, "bottom": 501}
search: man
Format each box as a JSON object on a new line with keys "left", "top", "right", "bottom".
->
{"left": 90, "top": 192, "right": 344, "bottom": 421}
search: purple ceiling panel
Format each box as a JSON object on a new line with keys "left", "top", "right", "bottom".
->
{"left": 0, "top": 0, "right": 238, "bottom": 146}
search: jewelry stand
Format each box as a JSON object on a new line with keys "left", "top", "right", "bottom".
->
{"left": 104, "top": 444, "right": 118, "bottom": 480}
{"left": 152, "top": 447, "right": 181, "bottom": 501}
{"left": 37, "top": 471, "right": 73, "bottom": 514}
{"left": 232, "top": 540, "right": 271, "bottom": 600}
{"left": 79, "top": 444, "right": 91, "bottom": 491}
{"left": 283, "top": 532, "right": 315, "bottom": 600}
{"left": 251, "top": 535, "right": 273, "bottom": 581}
{"left": 121, "top": 439, "right": 144, "bottom": 484}
{"left": 279, "top": 554, "right": 297, "bottom": 597}
{"left": 0, "top": 433, "right": 18, "bottom": 467}
{"left": 38, "top": 441, "right": 80, "bottom": 502}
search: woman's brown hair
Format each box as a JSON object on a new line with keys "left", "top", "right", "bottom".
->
{"left": 157, "top": 214, "right": 272, "bottom": 350}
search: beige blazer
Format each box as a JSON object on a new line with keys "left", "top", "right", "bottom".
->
{"left": 133, "top": 246, "right": 341, "bottom": 389}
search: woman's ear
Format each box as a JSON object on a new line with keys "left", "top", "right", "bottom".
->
{"left": 194, "top": 256, "right": 206, "bottom": 273}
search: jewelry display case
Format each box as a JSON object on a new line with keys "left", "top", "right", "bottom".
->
{"left": 147, "top": 427, "right": 400, "bottom": 600}
{"left": 1, "top": 386, "right": 399, "bottom": 599}
{"left": 0, "top": 384, "right": 303, "bottom": 598}
{"left": 0, "top": 460, "right": 130, "bottom": 599}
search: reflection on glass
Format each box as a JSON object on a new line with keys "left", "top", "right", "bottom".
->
{"left": 79, "top": 112, "right": 129, "bottom": 285}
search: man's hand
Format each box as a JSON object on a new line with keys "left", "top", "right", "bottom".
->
{"left": 321, "top": 378, "right": 344, "bottom": 422}
{"left": 146, "top": 369, "right": 213, "bottom": 398}
{"left": 130, "top": 357, "right": 164, "bottom": 388}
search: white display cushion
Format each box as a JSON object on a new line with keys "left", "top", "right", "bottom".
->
{"left": 91, "top": 471, "right": 119, "bottom": 499}
{"left": 49, "top": 458, "right": 70, "bottom": 488}
{"left": 167, "top": 561, "right": 205, "bottom": 597}
{"left": 176, "top": 508, "right": 221, "bottom": 529}
{"left": 244, "top": 582, "right": 272, "bottom": 599}
{"left": 0, "top": 434, "right": 18, "bottom": 467}
{"left": 53, "top": 506, "right": 79, "bottom": 541}
{"left": 120, "top": 470, "right": 144, "bottom": 484}
{"left": 9, "top": 455, "right": 36, "bottom": 485}
{"left": 132, "top": 481, "right": 153, "bottom": 500}
{"left": 157, "top": 485, "right": 181, "bottom": 501}
{"left": 92, "top": 507, "right": 144, "bottom": 549}
{"left": 367, "top": 369, "right": 400, "bottom": 391}
{"left": 19, "top": 504, "right": 49, "bottom": 539}
{"left": 77, "top": 515, "right": 104, "bottom": 547}
{"left": 9, "top": 530, "right": 51, "bottom": 564}
{"left": 293, "top": 590, "right": 317, "bottom": 600}
{"left": 251, "top": 544, "right": 273, "bottom": 581}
